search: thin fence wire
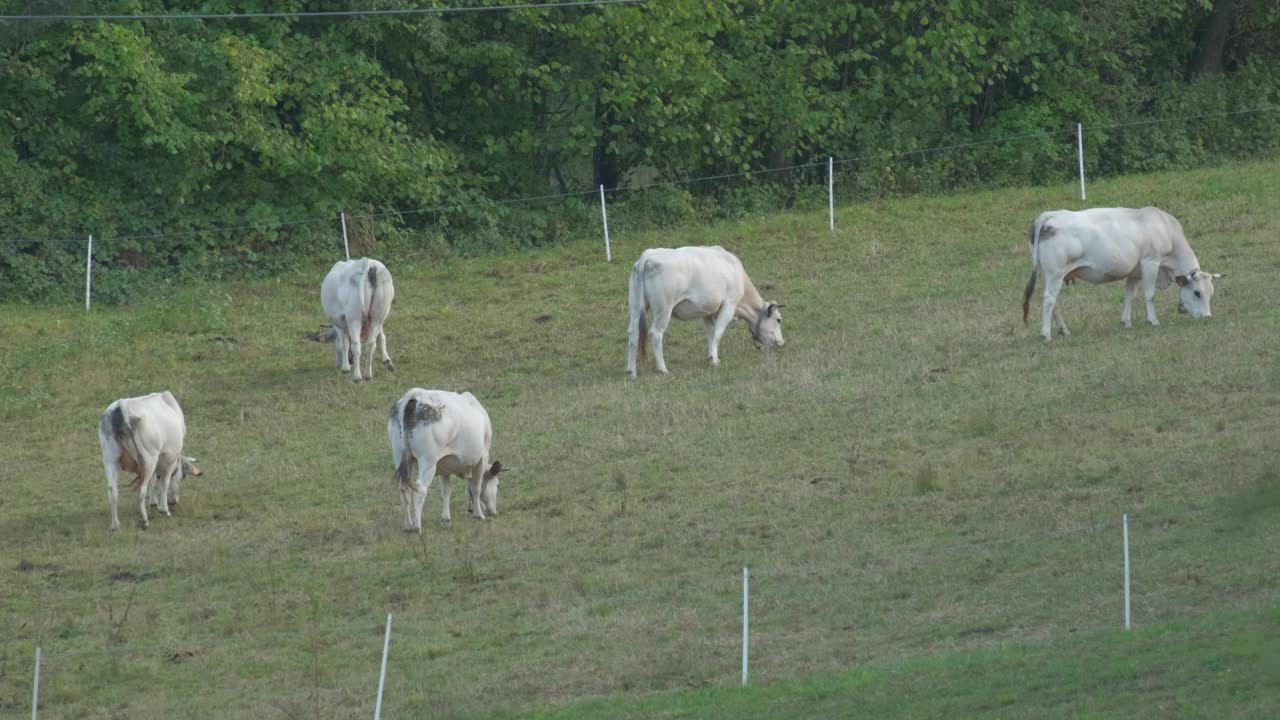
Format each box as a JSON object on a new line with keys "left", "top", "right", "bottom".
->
{"left": 5, "top": 105, "right": 1279, "bottom": 250}
{"left": 0, "top": 0, "right": 647, "bottom": 22}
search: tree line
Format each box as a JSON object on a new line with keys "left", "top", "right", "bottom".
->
{"left": 2, "top": 0, "right": 1278, "bottom": 302}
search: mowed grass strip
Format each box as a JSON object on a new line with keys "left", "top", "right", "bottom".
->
{"left": 0, "top": 160, "right": 1278, "bottom": 718}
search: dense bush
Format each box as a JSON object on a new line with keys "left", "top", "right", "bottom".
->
{"left": 2, "top": 0, "right": 1278, "bottom": 302}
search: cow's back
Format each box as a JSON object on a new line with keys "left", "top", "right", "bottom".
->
{"left": 401, "top": 389, "right": 491, "bottom": 466}
{"left": 1036, "top": 207, "right": 1185, "bottom": 277}
{"left": 637, "top": 246, "right": 744, "bottom": 306}
{"left": 116, "top": 391, "right": 186, "bottom": 454}
{"left": 321, "top": 258, "right": 369, "bottom": 323}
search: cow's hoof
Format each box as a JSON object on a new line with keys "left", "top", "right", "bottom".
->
{"left": 625, "top": 370, "right": 636, "bottom": 380}
{"left": 384, "top": 359, "right": 395, "bottom": 371}
{"left": 1122, "top": 321, "right": 1132, "bottom": 329}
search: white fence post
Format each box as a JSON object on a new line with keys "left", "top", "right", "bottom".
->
{"left": 1077, "top": 123, "right": 1086, "bottom": 203}
{"left": 374, "top": 613, "right": 392, "bottom": 719}
{"left": 741, "top": 567, "right": 749, "bottom": 687}
{"left": 599, "top": 185, "right": 612, "bottom": 262}
{"left": 341, "top": 212, "right": 351, "bottom": 261}
{"left": 1123, "top": 514, "right": 1131, "bottom": 630}
{"left": 32, "top": 646, "right": 40, "bottom": 720}
{"left": 828, "top": 156, "right": 835, "bottom": 234}
{"left": 84, "top": 235, "right": 93, "bottom": 311}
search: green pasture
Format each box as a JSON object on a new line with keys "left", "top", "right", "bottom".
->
{"left": 1, "top": 160, "right": 1278, "bottom": 718}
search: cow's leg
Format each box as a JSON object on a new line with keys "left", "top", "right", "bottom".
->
{"left": 467, "top": 464, "right": 486, "bottom": 520}
{"left": 349, "top": 317, "right": 365, "bottom": 382}
{"left": 1121, "top": 276, "right": 1139, "bottom": 328}
{"left": 135, "top": 455, "right": 157, "bottom": 529}
{"left": 648, "top": 304, "right": 676, "bottom": 375}
{"left": 153, "top": 460, "right": 174, "bottom": 518}
{"left": 399, "top": 471, "right": 415, "bottom": 532}
{"left": 1054, "top": 305, "right": 1070, "bottom": 337}
{"left": 440, "top": 475, "right": 454, "bottom": 524}
{"left": 1140, "top": 261, "right": 1161, "bottom": 326}
{"left": 334, "top": 326, "right": 354, "bottom": 373}
{"left": 362, "top": 322, "right": 378, "bottom": 380}
{"left": 333, "top": 326, "right": 350, "bottom": 371}
{"left": 626, "top": 308, "right": 644, "bottom": 378}
{"left": 169, "top": 475, "right": 181, "bottom": 507}
{"left": 411, "top": 460, "right": 436, "bottom": 533}
{"left": 1040, "top": 275, "right": 1065, "bottom": 341}
{"left": 377, "top": 328, "right": 394, "bottom": 372}
{"left": 105, "top": 463, "right": 122, "bottom": 531}
{"left": 706, "top": 303, "right": 736, "bottom": 365}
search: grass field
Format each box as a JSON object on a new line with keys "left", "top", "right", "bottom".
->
{"left": 2, "top": 160, "right": 1278, "bottom": 719}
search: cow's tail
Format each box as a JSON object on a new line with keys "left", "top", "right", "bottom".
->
{"left": 628, "top": 260, "right": 648, "bottom": 361}
{"left": 104, "top": 404, "right": 146, "bottom": 492}
{"left": 395, "top": 397, "right": 417, "bottom": 489}
{"left": 361, "top": 262, "right": 378, "bottom": 342}
{"left": 1022, "top": 217, "right": 1045, "bottom": 324}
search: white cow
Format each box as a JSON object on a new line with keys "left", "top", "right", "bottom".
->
{"left": 317, "top": 258, "right": 395, "bottom": 382}
{"left": 626, "top": 245, "right": 784, "bottom": 377}
{"left": 97, "top": 391, "right": 202, "bottom": 531}
{"left": 1022, "top": 207, "right": 1221, "bottom": 341}
{"left": 388, "top": 389, "right": 506, "bottom": 532}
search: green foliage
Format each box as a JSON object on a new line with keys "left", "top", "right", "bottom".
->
{"left": 2, "top": 0, "right": 1279, "bottom": 302}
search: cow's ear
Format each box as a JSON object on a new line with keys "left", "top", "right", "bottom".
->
{"left": 1174, "top": 274, "right": 1190, "bottom": 287}
{"left": 766, "top": 303, "right": 779, "bottom": 317}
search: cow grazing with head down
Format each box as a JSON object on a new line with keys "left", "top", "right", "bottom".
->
{"left": 97, "top": 391, "right": 202, "bottom": 531}
{"left": 1022, "top": 207, "right": 1222, "bottom": 341}
{"left": 626, "top": 245, "right": 784, "bottom": 377}
{"left": 315, "top": 257, "right": 395, "bottom": 382}
{"left": 388, "top": 389, "right": 507, "bottom": 532}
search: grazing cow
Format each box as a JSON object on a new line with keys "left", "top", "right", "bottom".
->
{"left": 97, "top": 392, "right": 202, "bottom": 531}
{"left": 1022, "top": 207, "right": 1221, "bottom": 341}
{"left": 626, "top": 245, "right": 784, "bottom": 377}
{"left": 388, "top": 389, "right": 506, "bottom": 532}
{"left": 317, "top": 258, "right": 395, "bottom": 382}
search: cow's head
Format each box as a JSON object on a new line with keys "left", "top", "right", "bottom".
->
{"left": 752, "top": 303, "right": 785, "bottom": 350}
{"left": 481, "top": 461, "right": 507, "bottom": 516}
{"left": 148, "top": 456, "right": 203, "bottom": 507}
{"left": 1175, "top": 271, "right": 1221, "bottom": 318}
{"left": 171, "top": 456, "right": 202, "bottom": 500}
